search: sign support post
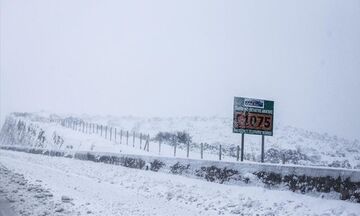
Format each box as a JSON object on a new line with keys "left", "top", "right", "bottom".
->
{"left": 236, "top": 145, "right": 240, "bottom": 161}
{"left": 241, "top": 133, "right": 244, "bottom": 161}
{"left": 261, "top": 135, "right": 265, "bottom": 163}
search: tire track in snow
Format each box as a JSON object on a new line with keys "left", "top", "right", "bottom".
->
{"left": 1, "top": 150, "right": 359, "bottom": 216}
{"left": 0, "top": 151, "right": 204, "bottom": 216}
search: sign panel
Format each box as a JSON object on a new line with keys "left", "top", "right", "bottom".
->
{"left": 233, "top": 97, "right": 274, "bottom": 136}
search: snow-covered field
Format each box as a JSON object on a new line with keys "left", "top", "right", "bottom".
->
{"left": 81, "top": 115, "right": 360, "bottom": 169}
{"left": 4, "top": 112, "right": 360, "bottom": 169}
{"left": 1, "top": 149, "right": 359, "bottom": 216}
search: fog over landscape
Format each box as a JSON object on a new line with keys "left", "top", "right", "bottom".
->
{"left": 1, "top": 1, "right": 360, "bottom": 215}
{"left": 1, "top": 0, "right": 359, "bottom": 139}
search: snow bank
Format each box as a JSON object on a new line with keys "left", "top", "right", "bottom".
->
{"left": 1, "top": 145, "right": 360, "bottom": 203}
{"left": 3, "top": 150, "right": 359, "bottom": 216}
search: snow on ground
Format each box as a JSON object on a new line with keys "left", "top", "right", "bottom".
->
{"left": 0, "top": 195, "right": 16, "bottom": 216}
{"left": 2, "top": 115, "right": 238, "bottom": 162}
{"left": 82, "top": 115, "right": 360, "bottom": 168}
{"left": 0, "top": 164, "right": 77, "bottom": 216}
{"left": 0, "top": 149, "right": 359, "bottom": 216}
{"left": 9, "top": 112, "right": 360, "bottom": 169}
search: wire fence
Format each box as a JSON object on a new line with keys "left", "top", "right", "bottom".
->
{"left": 56, "top": 117, "right": 246, "bottom": 162}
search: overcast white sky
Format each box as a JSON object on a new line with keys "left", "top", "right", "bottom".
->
{"left": 1, "top": 0, "right": 360, "bottom": 140}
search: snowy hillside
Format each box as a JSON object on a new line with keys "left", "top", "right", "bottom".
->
{"left": 1, "top": 112, "right": 360, "bottom": 169}
{"left": 65, "top": 113, "right": 360, "bottom": 169}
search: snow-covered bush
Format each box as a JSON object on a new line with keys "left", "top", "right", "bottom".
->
{"left": 153, "top": 131, "right": 192, "bottom": 148}
{"left": 0, "top": 115, "right": 65, "bottom": 150}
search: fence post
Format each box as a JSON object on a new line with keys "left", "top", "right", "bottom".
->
{"left": 219, "top": 145, "right": 222, "bottom": 161}
{"left": 201, "top": 143, "right": 203, "bottom": 159}
{"left": 126, "top": 131, "right": 129, "bottom": 145}
{"left": 147, "top": 134, "right": 150, "bottom": 152}
{"left": 237, "top": 145, "right": 240, "bottom": 161}
{"left": 82, "top": 122, "right": 85, "bottom": 133}
{"left": 144, "top": 135, "right": 149, "bottom": 152}
{"left": 110, "top": 127, "right": 112, "bottom": 141}
{"left": 105, "top": 126, "right": 108, "bottom": 139}
{"left": 100, "top": 125, "right": 103, "bottom": 136}
{"left": 174, "top": 143, "right": 177, "bottom": 157}
{"left": 120, "top": 130, "right": 123, "bottom": 144}
{"left": 186, "top": 141, "right": 190, "bottom": 158}
{"left": 114, "top": 128, "right": 117, "bottom": 142}
{"left": 139, "top": 133, "right": 142, "bottom": 149}
{"left": 133, "top": 131, "right": 135, "bottom": 147}
{"left": 143, "top": 137, "right": 146, "bottom": 150}
{"left": 159, "top": 140, "right": 161, "bottom": 155}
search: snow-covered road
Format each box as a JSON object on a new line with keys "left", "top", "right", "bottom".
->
{"left": 0, "top": 196, "right": 16, "bottom": 216}
{"left": 0, "top": 150, "right": 359, "bottom": 216}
